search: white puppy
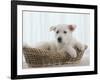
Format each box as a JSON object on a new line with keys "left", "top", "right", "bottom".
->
{"left": 49, "top": 24, "right": 87, "bottom": 58}
{"left": 25, "top": 24, "right": 87, "bottom": 58}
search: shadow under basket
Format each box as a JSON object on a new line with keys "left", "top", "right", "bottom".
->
{"left": 23, "top": 47, "right": 86, "bottom": 67}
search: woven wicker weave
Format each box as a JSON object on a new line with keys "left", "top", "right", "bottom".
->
{"left": 23, "top": 47, "right": 86, "bottom": 67}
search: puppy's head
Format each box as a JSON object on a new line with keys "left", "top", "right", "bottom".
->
{"left": 50, "top": 24, "right": 76, "bottom": 44}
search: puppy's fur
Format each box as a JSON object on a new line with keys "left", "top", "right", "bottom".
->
{"left": 25, "top": 24, "right": 87, "bottom": 58}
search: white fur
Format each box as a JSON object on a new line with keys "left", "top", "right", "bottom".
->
{"left": 24, "top": 24, "right": 87, "bottom": 58}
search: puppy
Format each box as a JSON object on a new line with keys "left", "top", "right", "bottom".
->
{"left": 24, "top": 24, "right": 87, "bottom": 58}
{"left": 50, "top": 24, "right": 87, "bottom": 58}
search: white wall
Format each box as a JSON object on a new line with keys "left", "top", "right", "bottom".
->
{"left": 23, "top": 11, "right": 90, "bottom": 47}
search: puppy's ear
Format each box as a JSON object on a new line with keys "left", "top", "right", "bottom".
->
{"left": 50, "top": 26, "right": 56, "bottom": 31}
{"left": 68, "top": 24, "right": 76, "bottom": 31}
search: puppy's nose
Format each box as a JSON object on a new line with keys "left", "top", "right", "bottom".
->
{"left": 58, "top": 37, "right": 62, "bottom": 43}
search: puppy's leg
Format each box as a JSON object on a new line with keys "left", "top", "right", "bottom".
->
{"left": 75, "top": 41, "right": 88, "bottom": 51}
{"left": 65, "top": 46, "right": 77, "bottom": 58}
{"left": 35, "top": 43, "right": 50, "bottom": 50}
{"left": 23, "top": 43, "right": 33, "bottom": 48}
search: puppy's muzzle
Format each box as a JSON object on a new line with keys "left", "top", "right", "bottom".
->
{"left": 58, "top": 37, "right": 62, "bottom": 43}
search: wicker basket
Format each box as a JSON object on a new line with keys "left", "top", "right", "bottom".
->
{"left": 23, "top": 46, "right": 87, "bottom": 67}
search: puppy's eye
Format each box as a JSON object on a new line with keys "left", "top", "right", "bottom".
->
{"left": 56, "top": 31, "right": 59, "bottom": 34}
{"left": 64, "top": 31, "right": 67, "bottom": 34}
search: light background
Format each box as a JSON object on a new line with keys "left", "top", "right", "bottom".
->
{"left": 22, "top": 10, "right": 90, "bottom": 69}
{"left": 23, "top": 11, "right": 90, "bottom": 47}
{"left": 0, "top": 0, "right": 100, "bottom": 80}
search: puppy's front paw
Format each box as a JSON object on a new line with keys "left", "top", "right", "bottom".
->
{"left": 69, "top": 51, "right": 77, "bottom": 58}
{"left": 70, "top": 53, "right": 77, "bottom": 58}
{"left": 79, "top": 45, "right": 88, "bottom": 51}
